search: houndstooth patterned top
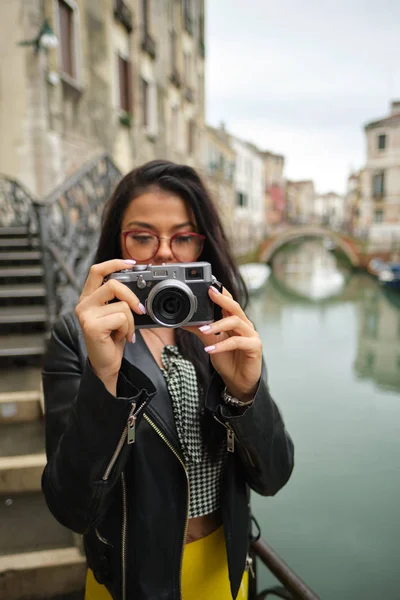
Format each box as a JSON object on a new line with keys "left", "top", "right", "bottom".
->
{"left": 161, "top": 345, "right": 226, "bottom": 518}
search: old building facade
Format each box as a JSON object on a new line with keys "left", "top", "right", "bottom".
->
{"left": 345, "top": 169, "right": 365, "bottom": 236}
{"left": 0, "top": 0, "right": 206, "bottom": 197}
{"left": 261, "top": 151, "right": 286, "bottom": 229}
{"left": 286, "top": 180, "right": 315, "bottom": 224}
{"left": 313, "top": 192, "right": 346, "bottom": 230}
{"left": 229, "top": 136, "right": 265, "bottom": 257}
{"left": 359, "top": 101, "right": 400, "bottom": 246}
{"left": 203, "top": 124, "right": 235, "bottom": 239}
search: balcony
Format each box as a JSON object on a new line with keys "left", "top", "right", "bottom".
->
{"left": 170, "top": 69, "right": 182, "bottom": 89}
{"left": 142, "top": 32, "right": 156, "bottom": 59}
{"left": 113, "top": 0, "right": 133, "bottom": 33}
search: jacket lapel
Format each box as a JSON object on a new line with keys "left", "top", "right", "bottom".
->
{"left": 123, "top": 332, "right": 181, "bottom": 454}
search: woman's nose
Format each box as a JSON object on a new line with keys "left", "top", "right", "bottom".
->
{"left": 154, "top": 238, "right": 174, "bottom": 263}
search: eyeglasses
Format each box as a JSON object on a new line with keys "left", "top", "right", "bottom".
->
{"left": 122, "top": 230, "right": 206, "bottom": 262}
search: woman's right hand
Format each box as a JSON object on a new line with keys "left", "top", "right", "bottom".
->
{"left": 75, "top": 259, "right": 146, "bottom": 394}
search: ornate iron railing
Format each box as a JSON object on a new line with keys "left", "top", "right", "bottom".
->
{"left": 0, "top": 175, "right": 38, "bottom": 232}
{"left": 35, "top": 154, "right": 122, "bottom": 328}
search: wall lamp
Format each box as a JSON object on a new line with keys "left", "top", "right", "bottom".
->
{"left": 18, "top": 19, "right": 58, "bottom": 53}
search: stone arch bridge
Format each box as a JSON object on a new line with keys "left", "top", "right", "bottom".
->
{"left": 258, "top": 226, "right": 361, "bottom": 267}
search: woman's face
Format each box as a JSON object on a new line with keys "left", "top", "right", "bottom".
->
{"left": 120, "top": 188, "right": 203, "bottom": 265}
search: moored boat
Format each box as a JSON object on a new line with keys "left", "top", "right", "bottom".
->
{"left": 367, "top": 258, "right": 387, "bottom": 277}
{"left": 378, "top": 263, "right": 400, "bottom": 290}
{"left": 239, "top": 262, "right": 271, "bottom": 293}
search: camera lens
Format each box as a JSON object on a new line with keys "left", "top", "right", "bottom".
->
{"left": 146, "top": 280, "right": 197, "bottom": 327}
{"left": 152, "top": 288, "right": 191, "bottom": 326}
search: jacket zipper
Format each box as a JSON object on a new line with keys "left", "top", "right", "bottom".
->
{"left": 213, "top": 414, "right": 256, "bottom": 467}
{"left": 102, "top": 402, "right": 139, "bottom": 482}
{"left": 121, "top": 472, "right": 128, "bottom": 600}
{"left": 143, "top": 413, "right": 189, "bottom": 600}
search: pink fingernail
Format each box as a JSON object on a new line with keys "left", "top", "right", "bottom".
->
{"left": 124, "top": 259, "right": 136, "bottom": 264}
{"left": 131, "top": 333, "right": 136, "bottom": 344}
{"left": 210, "top": 286, "right": 220, "bottom": 294}
{"left": 204, "top": 345, "right": 216, "bottom": 353}
{"left": 138, "top": 303, "right": 146, "bottom": 314}
{"left": 199, "top": 325, "right": 211, "bottom": 332}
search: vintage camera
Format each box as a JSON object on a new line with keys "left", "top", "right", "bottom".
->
{"left": 106, "top": 262, "right": 222, "bottom": 328}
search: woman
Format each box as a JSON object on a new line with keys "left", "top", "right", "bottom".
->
{"left": 42, "top": 160, "right": 294, "bottom": 600}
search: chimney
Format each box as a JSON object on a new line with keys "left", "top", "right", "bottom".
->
{"left": 391, "top": 100, "right": 400, "bottom": 115}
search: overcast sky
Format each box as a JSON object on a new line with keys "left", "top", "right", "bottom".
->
{"left": 205, "top": 0, "right": 400, "bottom": 194}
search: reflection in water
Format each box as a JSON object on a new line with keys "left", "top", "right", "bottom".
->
{"left": 246, "top": 252, "right": 400, "bottom": 599}
{"left": 354, "top": 287, "right": 400, "bottom": 392}
{"left": 271, "top": 239, "right": 351, "bottom": 301}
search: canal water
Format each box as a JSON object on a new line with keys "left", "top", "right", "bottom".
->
{"left": 248, "top": 240, "right": 400, "bottom": 600}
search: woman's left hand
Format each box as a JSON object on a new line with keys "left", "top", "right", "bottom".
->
{"left": 185, "top": 286, "right": 262, "bottom": 403}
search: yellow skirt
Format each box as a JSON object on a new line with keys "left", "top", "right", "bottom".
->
{"left": 85, "top": 525, "right": 248, "bottom": 599}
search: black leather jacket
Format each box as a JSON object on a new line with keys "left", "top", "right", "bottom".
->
{"left": 42, "top": 312, "right": 294, "bottom": 600}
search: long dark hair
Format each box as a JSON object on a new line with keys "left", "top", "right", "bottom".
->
{"left": 95, "top": 160, "right": 248, "bottom": 388}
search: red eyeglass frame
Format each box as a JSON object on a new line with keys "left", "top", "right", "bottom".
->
{"left": 121, "top": 229, "right": 206, "bottom": 261}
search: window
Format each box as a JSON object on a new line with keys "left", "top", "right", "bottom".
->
{"left": 187, "top": 119, "right": 195, "bottom": 155}
{"left": 372, "top": 171, "right": 385, "bottom": 197}
{"left": 58, "top": 0, "right": 75, "bottom": 78}
{"left": 183, "top": 52, "right": 192, "bottom": 86}
{"left": 170, "top": 104, "right": 179, "bottom": 148}
{"left": 183, "top": 0, "right": 193, "bottom": 34}
{"left": 377, "top": 134, "right": 387, "bottom": 151}
{"left": 118, "top": 55, "right": 132, "bottom": 113}
{"left": 236, "top": 192, "right": 247, "bottom": 207}
{"left": 199, "top": 7, "right": 205, "bottom": 55}
{"left": 142, "top": 0, "right": 150, "bottom": 34}
{"left": 170, "top": 30, "right": 177, "bottom": 72}
{"left": 374, "top": 209, "right": 384, "bottom": 224}
{"left": 141, "top": 78, "right": 149, "bottom": 127}
{"left": 141, "top": 79, "right": 157, "bottom": 136}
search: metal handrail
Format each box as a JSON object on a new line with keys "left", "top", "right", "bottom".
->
{"left": 40, "top": 153, "right": 113, "bottom": 206}
{"left": 251, "top": 538, "right": 320, "bottom": 600}
{"left": 35, "top": 154, "right": 122, "bottom": 328}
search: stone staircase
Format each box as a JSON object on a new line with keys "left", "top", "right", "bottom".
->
{"left": 0, "top": 225, "right": 85, "bottom": 600}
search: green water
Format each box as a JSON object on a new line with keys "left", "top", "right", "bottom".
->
{"left": 248, "top": 240, "right": 400, "bottom": 600}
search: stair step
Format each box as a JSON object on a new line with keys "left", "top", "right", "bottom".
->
{"left": 0, "top": 421, "right": 45, "bottom": 457}
{"left": 0, "top": 250, "right": 41, "bottom": 261}
{"left": 0, "top": 547, "right": 85, "bottom": 600}
{"left": 0, "top": 284, "right": 46, "bottom": 298}
{"left": 0, "top": 334, "right": 45, "bottom": 357}
{"left": 0, "top": 366, "right": 41, "bottom": 393}
{"left": 0, "top": 306, "right": 46, "bottom": 324}
{"left": 0, "top": 265, "right": 43, "bottom": 278}
{"left": 0, "top": 227, "right": 36, "bottom": 236}
{"left": 0, "top": 492, "right": 77, "bottom": 555}
{"left": 0, "top": 390, "right": 42, "bottom": 423}
{"left": 0, "top": 453, "right": 46, "bottom": 492}
{"left": 0, "top": 237, "right": 39, "bottom": 247}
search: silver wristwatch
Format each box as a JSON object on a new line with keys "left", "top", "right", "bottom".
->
{"left": 221, "top": 387, "right": 253, "bottom": 407}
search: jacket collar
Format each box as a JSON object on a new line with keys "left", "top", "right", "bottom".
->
{"left": 123, "top": 331, "right": 181, "bottom": 455}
